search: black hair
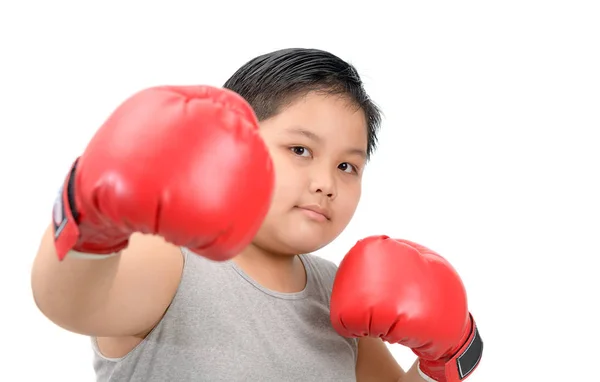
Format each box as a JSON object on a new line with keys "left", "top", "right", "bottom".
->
{"left": 223, "top": 48, "right": 382, "bottom": 160}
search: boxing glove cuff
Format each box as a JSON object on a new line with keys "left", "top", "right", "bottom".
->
{"left": 53, "top": 159, "right": 82, "bottom": 260}
{"left": 418, "top": 314, "right": 483, "bottom": 382}
{"left": 53, "top": 158, "right": 128, "bottom": 260}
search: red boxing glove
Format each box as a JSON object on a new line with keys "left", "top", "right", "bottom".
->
{"left": 330, "top": 236, "right": 483, "bottom": 382}
{"left": 53, "top": 85, "right": 274, "bottom": 261}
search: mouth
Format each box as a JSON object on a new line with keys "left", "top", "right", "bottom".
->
{"left": 295, "top": 205, "right": 331, "bottom": 221}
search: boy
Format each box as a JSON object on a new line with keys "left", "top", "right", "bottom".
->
{"left": 31, "top": 48, "right": 482, "bottom": 381}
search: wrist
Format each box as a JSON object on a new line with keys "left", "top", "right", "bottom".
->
{"left": 418, "top": 314, "right": 483, "bottom": 381}
{"left": 416, "top": 362, "right": 440, "bottom": 382}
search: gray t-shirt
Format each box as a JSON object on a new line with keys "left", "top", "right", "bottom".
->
{"left": 91, "top": 248, "right": 358, "bottom": 381}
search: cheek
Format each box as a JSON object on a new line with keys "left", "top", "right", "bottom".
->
{"left": 268, "top": 152, "right": 306, "bottom": 210}
{"left": 334, "top": 186, "right": 362, "bottom": 223}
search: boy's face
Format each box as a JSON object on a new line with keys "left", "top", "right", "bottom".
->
{"left": 253, "top": 92, "right": 368, "bottom": 255}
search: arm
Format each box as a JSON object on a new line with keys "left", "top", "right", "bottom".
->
{"left": 356, "top": 338, "right": 427, "bottom": 382}
{"left": 31, "top": 224, "right": 183, "bottom": 337}
{"left": 32, "top": 85, "right": 274, "bottom": 340}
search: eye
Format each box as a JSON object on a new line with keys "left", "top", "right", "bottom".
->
{"left": 290, "top": 146, "right": 311, "bottom": 157}
{"left": 338, "top": 162, "right": 357, "bottom": 174}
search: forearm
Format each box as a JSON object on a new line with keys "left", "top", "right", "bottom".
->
{"left": 31, "top": 224, "right": 122, "bottom": 331}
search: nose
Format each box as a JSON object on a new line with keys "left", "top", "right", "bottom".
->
{"left": 309, "top": 164, "right": 337, "bottom": 200}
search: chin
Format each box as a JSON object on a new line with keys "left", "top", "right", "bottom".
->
{"left": 286, "top": 236, "right": 331, "bottom": 255}
{"left": 254, "top": 228, "right": 334, "bottom": 256}
{"left": 279, "top": 224, "right": 340, "bottom": 254}
{"left": 253, "top": 214, "right": 344, "bottom": 255}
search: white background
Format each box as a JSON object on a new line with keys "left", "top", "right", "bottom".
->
{"left": 1, "top": 1, "right": 599, "bottom": 381}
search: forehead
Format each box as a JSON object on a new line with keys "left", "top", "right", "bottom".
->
{"left": 262, "top": 92, "right": 368, "bottom": 146}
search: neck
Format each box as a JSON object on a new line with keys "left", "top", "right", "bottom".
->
{"left": 233, "top": 243, "right": 306, "bottom": 293}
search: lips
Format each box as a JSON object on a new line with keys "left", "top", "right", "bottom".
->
{"left": 296, "top": 205, "right": 331, "bottom": 221}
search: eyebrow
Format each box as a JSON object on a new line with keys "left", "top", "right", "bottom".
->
{"left": 285, "top": 126, "right": 322, "bottom": 142}
{"left": 285, "top": 126, "right": 367, "bottom": 159}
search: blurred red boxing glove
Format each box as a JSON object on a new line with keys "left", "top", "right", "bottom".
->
{"left": 330, "top": 236, "right": 483, "bottom": 382}
{"left": 53, "top": 85, "right": 274, "bottom": 261}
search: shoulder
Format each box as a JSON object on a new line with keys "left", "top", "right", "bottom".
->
{"left": 300, "top": 253, "right": 339, "bottom": 300}
{"left": 301, "top": 253, "right": 338, "bottom": 280}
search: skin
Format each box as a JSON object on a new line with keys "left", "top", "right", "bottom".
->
{"left": 32, "top": 90, "right": 423, "bottom": 381}
{"left": 233, "top": 91, "right": 368, "bottom": 293}
{"left": 233, "top": 92, "right": 422, "bottom": 382}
